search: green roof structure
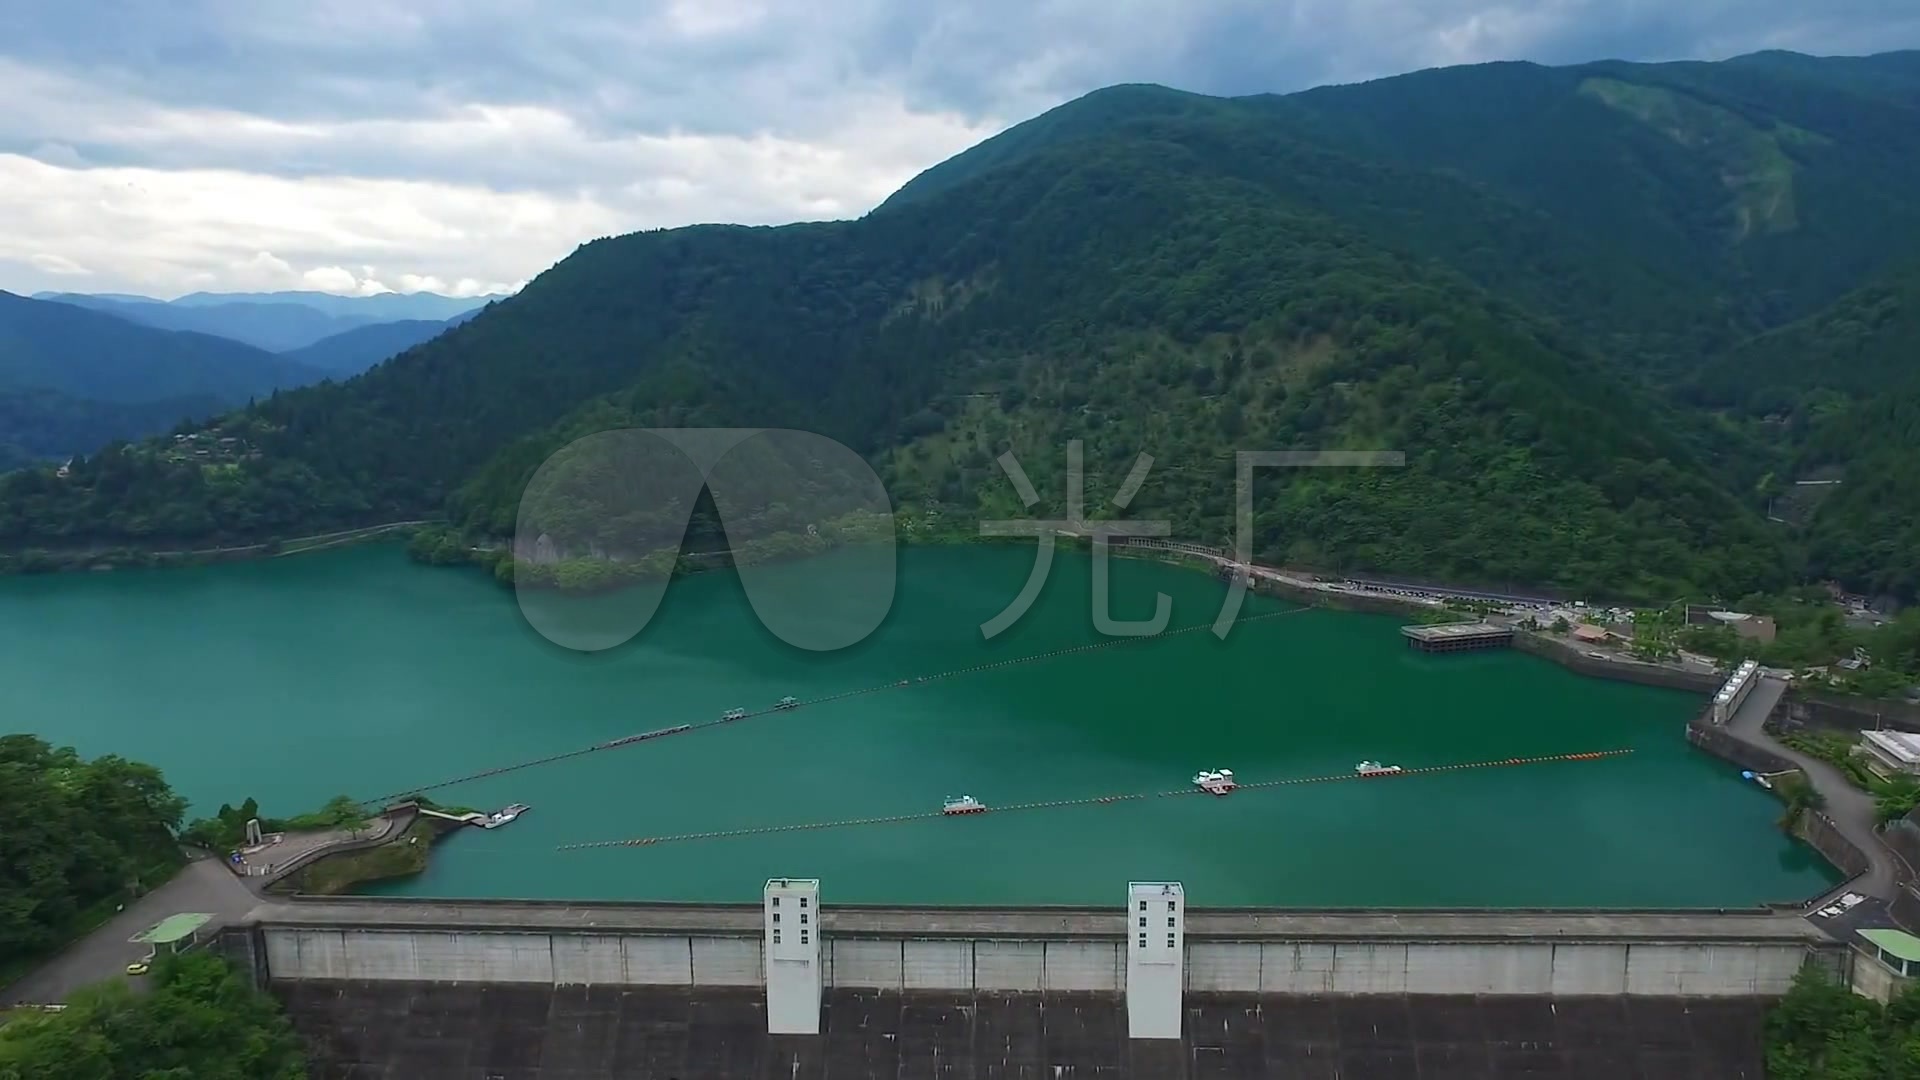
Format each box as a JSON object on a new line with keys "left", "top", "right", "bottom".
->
{"left": 1859, "top": 928, "right": 1920, "bottom": 963}
{"left": 129, "top": 913, "right": 213, "bottom": 946}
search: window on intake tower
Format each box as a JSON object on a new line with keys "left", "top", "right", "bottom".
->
{"left": 1139, "top": 900, "right": 1147, "bottom": 911}
{"left": 773, "top": 931, "right": 781, "bottom": 944}
{"left": 772, "top": 913, "right": 779, "bottom": 923}
{"left": 771, "top": 897, "right": 779, "bottom": 907}
{"left": 1167, "top": 934, "right": 1176, "bottom": 948}
{"left": 800, "top": 914, "right": 808, "bottom": 925}
{"left": 1138, "top": 934, "right": 1147, "bottom": 948}
{"left": 800, "top": 897, "right": 808, "bottom": 908}
{"left": 1167, "top": 918, "right": 1175, "bottom": 928}
{"left": 800, "top": 931, "right": 809, "bottom": 945}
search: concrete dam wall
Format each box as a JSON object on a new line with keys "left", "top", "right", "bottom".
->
{"left": 238, "top": 899, "right": 1843, "bottom": 999}
{"left": 257, "top": 926, "right": 1828, "bottom": 998}
{"left": 243, "top": 898, "right": 1843, "bottom": 1078}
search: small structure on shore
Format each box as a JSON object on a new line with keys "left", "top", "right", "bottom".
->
{"left": 128, "top": 912, "right": 214, "bottom": 965}
{"left": 1401, "top": 622, "right": 1514, "bottom": 654}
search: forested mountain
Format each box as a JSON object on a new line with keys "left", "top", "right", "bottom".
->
{"left": 3, "top": 51, "right": 1917, "bottom": 602}
{"left": 0, "top": 387, "right": 225, "bottom": 470}
{"left": 1688, "top": 264, "right": 1920, "bottom": 602}
{"left": 0, "top": 292, "right": 322, "bottom": 403}
{"left": 0, "top": 292, "right": 324, "bottom": 464}
{"left": 279, "top": 316, "right": 466, "bottom": 377}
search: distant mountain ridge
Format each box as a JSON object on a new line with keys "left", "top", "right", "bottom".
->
{"left": 0, "top": 289, "right": 483, "bottom": 462}
{"left": 31, "top": 289, "right": 500, "bottom": 352}
{"left": 279, "top": 314, "right": 475, "bottom": 376}
{"left": 33, "top": 294, "right": 366, "bottom": 352}
{"left": 165, "top": 290, "right": 507, "bottom": 321}
{"left": 0, "top": 291, "right": 329, "bottom": 460}
{"left": 0, "top": 292, "right": 319, "bottom": 404}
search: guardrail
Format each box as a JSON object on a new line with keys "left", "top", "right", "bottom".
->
{"left": 229, "top": 808, "right": 419, "bottom": 888}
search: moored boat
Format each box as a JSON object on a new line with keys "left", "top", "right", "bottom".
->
{"left": 1193, "top": 769, "right": 1237, "bottom": 795}
{"left": 482, "top": 803, "right": 531, "bottom": 829}
{"left": 1355, "top": 761, "right": 1403, "bottom": 776}
{"left": 942, "top": 794, "right": 987, "bottom": 815}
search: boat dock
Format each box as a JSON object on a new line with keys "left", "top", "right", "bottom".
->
{"left": 1401, "top": 622, "right": 1515, "bottom": 654}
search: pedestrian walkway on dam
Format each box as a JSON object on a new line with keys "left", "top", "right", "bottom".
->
{"left": 1722, "top": 675, "right": 1899, "bottom": 906}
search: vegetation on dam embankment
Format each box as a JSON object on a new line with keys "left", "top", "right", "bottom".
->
{"left": 277, "top": 819, "right": 442, "bottom": 896}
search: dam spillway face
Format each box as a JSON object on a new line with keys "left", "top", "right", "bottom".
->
{"left": 275, "top": 982, "right": 1771, "bottom": 1079}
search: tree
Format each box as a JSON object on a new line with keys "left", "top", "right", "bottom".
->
{"left": 1764, "top": 965, "right": 1906, "bottom": 1079}
{"left": 0, "top": 738, "right": 188, "bottom": 968}
{"left": 0, "top": 952, "right": 308, "bottom": 1079}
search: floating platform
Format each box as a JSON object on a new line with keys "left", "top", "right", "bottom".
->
{"left": 1401, "top": 622, "right": 1514, "bottom": 653}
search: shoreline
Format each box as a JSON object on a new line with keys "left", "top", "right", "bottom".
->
{"left": 0, "top": 520, "right": 436, "bottom": 575}
{"left": 5, "top": 519, "right": 1899, "bottom": 719}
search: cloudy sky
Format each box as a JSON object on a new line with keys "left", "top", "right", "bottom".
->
{"left": 1, "top": 1, "right": 1914, "bottom": 300}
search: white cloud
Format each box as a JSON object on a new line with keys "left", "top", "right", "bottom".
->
{"left": 0, "top": 0, "right": 1913, "bottom": 298}
{"left": 0, "top": 54, "right": 996, "bottom": 297}
{"left": 28, "top": 252, "right": 89, "bottom": 275}
{"left": 301, "top": 265, "right": 394, "bottom": 295}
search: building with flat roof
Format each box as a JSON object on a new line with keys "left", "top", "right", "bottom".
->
{"left": 1400, "top": 622, "right": 1514, "bottom": 653}
{"left": 1860, "top": 730, "right": 1920, "bottom": 778}
{"left": 129, "top": 912, "right": 214, "bottom": 958}
{"left": 1860, "top": 928, "right": 1920, "bottom": 982}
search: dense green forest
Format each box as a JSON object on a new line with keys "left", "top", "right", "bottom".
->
{"left": 1686, "top": 264, "right": 1920, "bottom": 603}
{"left": 0, "top": 386, "right": 224, "bottom": 468}
{"left": 0, "top": 291, "right": 326, "bottom": 468}
{"left": 0, "top": 736, "right": 187, "bottom": 979}
{"left": 2, "top": 51, "right": 1918, "bottom": 607}
{"left": 1765, "top": 965, "right": 1920, "bottom": 1077}
{"left": 0, "top": 953, "right": 308, "bottom": 1079}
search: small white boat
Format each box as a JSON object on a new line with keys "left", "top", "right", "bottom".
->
{"left": 943, "top": 794, "right": 987, "bottom": 815}
{"left": 1193, "top": 769, "right": 1237, "bottom": 795}
{"left": 722, "top": 708, "right": 747, "bottom": 722}
{"left": 1355, "top": 761, "right": 1403, "bottom": 777}
{"left": 481, "top": 803, "right": 530, "bottom": 829}
{"left": 774, "top": 696, "right": 800, "bottom": 710}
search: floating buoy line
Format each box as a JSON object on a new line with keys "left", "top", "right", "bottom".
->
{"left": 366, "top": 604, "right": 1317, "bottom": 805}
{"left": 554, "top": 749, "right": 1636, "bottom": 851}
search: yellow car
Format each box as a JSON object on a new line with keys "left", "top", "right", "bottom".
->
{"left": 125, "top": 961, "right": 150, "bottom": 976}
